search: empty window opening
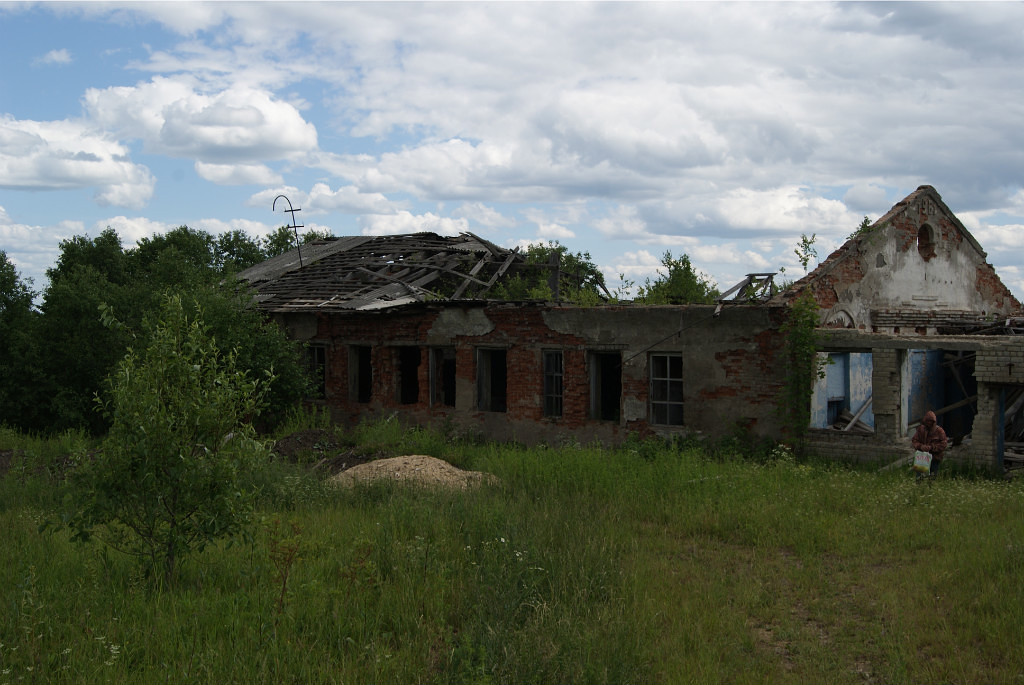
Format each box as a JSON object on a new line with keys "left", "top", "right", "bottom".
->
{"left": 917, "top": 224, "right": 936, "bottom": 261}
{"left": 430, "top": 347, "right": 456, "bottom": 407}
{"left": 826, "top": 399, "right": 845, "bottom": 426}
{"left": 349, "top": 345, "right": 373, "bottom": 403}
{"left": 590, "top": 351, "right": 621, "bottom": 421}
{"left": 397, "top": 347, "right": 421, "bottom": 404}
{"left": 810, "top": 352, "right": 874, "bottom": 432}
{"left": 1001, "top": 387, "right": 1024, "bottom": 469}
{"left": 650, "top": 353, "right": 684, "bottom": 426}
{"left": 477, "top": 348, "right": 507, "bottom": 412}
{"left": 543, "top": 351, "right": 564, "bottom": 418}
{"left": 903, "top": 349, "right": 977, "bottom": 444}
{"left": 305, "top": 344, "right": 327, "bottom": 399}
{"left": 826, "top": 352, "right": 850, "bottom": 424}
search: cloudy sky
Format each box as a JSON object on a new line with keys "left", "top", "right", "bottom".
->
{"left": 2, "top": 1, "right": 1023, "bottom": 299}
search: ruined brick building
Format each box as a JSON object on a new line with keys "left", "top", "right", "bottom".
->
{"left": 239, "top": 186, "right": 1024, "bottom": 471}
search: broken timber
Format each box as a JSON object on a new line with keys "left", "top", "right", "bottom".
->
{"left": 237, "top": 232, "right": 527, "bottom": 312}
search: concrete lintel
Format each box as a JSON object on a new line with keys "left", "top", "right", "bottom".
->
{"left": 817, "top": 329, "right": 1000, "bottom": 352}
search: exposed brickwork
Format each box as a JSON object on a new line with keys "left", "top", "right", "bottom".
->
{"left": 290, "top": 302, "right": 792, "bottom": 445}
{"left": 975, "top": 263, "right": 1022, "bottom": 312}
{"left": 975, "top": 340, "right": 1024, "bottom": 384}
{"left": 290, "top": 298, "right": 1023, "bottom": 471}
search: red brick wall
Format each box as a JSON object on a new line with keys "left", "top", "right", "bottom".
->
{"left": 296, "top": 302, "right": 788, "bottom": 445}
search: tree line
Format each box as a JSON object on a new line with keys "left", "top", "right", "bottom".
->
{"left": 0, "top": 225, "right": 330, "bottom": 435}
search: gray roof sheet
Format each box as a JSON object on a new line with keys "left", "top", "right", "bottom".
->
{"left": 236, "top": 231, "right": 523, "bottom": 312}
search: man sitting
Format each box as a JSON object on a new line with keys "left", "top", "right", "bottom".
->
{"left": 912, "top": 410, "right": 948, "bottom": 477}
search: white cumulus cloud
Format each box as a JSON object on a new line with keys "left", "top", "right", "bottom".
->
{"left": 195, "top": 161, "right": 282, "bottom": 185}
{"left": 84, "top": 78, "right": 318, "bottom": 164}
{"left": 0, "top": 115, "right": 154, "bottom": 209}
{"left": 358, "top": 211, "right": 469, "bottom": 236}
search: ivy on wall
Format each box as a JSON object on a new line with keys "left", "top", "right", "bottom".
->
{"left": 778, "top": 289, "right": 828, "bottom": 452}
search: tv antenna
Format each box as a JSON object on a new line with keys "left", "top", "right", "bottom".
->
{"left": 272, "top": 194, "right": 305, "bottom": 267}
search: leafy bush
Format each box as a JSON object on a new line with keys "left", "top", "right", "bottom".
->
{"left": 64, "top": 295, "right": 273, "bottom": 584}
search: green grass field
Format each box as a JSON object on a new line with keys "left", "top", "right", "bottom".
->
{"left": 2, "top": 421, "right": 1023, "bottom": 684}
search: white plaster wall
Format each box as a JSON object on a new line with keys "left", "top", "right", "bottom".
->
{"left": 859, "top": 232, "right": 987, "bottom": 310}
{"left": 830, "top": 198, "right": 999, "bottom": 328}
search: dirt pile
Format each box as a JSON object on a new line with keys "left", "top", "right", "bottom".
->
{"left": 330, "top": 454, "right": 498, "bottom": 490}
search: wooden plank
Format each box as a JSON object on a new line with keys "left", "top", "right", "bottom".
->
{"left": 908, "top": 395, "right": 979, "bottom": 429}
{"left": 451, "top": 256, "right": 490, "bottom": 299}
{"left": 944, "top": 351, "right": 976, "bottom": 415}
{"left": 843, "top": 395, "right": 873, "bottom": 432}
{"left": 480, "top": 250, "right": 521, "bottom": 294}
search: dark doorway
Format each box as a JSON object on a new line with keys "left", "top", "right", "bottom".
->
{"left": 351, "top": 345, "right": 372, "bottom": 403}
{"left": 398, "top": 347, "right": 421, "bottom": 404}
{"left": 590, "top": 352, "right": 621, "bottom": 421}
{"left": 432, "top": 348, "right": 456, "bottom": 407}
{"left": 477, "top": 348, "right": 507, "bottom": 412}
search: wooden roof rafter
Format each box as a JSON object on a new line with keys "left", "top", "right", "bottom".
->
{"left": 237, "top": 231, "right": 525, "bottom": 312}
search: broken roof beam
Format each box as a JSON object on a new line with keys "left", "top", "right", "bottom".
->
{"left": 355, "top": 266, "right": 441, "bottom": 301}
{"left": 730, "top": 273, "right": 776, "bottom": 301}
{"left": 715, "top": 273, "right": 777, "bottom": 314}
{"left": 479, "top": 250, "right": 523, "bottom": 297}
{"left": 392, "top": 258, "right": 495, "bottom": 290}
{"left": 451, "top": 255, "right": 492, "bottom": 299}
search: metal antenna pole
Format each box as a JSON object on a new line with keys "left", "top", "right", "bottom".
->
{"left": 272, "top": 194, "right": 305, "bottom": 267}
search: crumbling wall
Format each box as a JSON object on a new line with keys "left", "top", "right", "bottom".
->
{"left": 287, "top": 302, "right": 789, "bottom": 446}
{"left": 804, "top": 334, "right": 1022, "bottom": 471}
{"left": 787, "top": 187, "right": 1021, "bottom": 332}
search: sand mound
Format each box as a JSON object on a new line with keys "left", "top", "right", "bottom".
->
{"left": 330, "top": 454, "right": 497, "bottom": 490}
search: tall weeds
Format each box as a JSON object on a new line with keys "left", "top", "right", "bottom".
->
{"left": 3, "top": 422, "right": 1024, "bottom": 683}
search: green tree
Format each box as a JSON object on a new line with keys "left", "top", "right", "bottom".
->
{"left": 48, "top": 228, "right": 128, "bottom": 286}
{"left": 848, "top": 216, "right": 874, "bottom": 241}
{"left": 66, "top": 295, "right": 272, "bottom": 584}
{"left": 131, "top": 225, "right": 217, "bottom": 288}
{"left": 37, "top": 229, "right": 134, "bottom": 433}
{"left": 185, "top": 283, "right": 311, "bottom": 425}
{"left": 490, "top": 241, "right": 609, "bottom": 304}
{"left": 794, "top": 233, "right": 817, "bottom": 273}
{"left": 216, "top": 229, "right": 266, "bottom": 273}
{"left": 32, "top": 226, "right": 308, "bottom": 434}
{"left": 0, "top": 252, "right": 41, "bottom": 428}
{"left": 262, "top": 225, "right": 332, "bottom": 258}
{"left": 636, "top": 251, "right": 720, "bottom": 304}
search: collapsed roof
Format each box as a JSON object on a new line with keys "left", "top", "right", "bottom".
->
{"left": 237, "top": 232, "right": 524, "bottom": 312}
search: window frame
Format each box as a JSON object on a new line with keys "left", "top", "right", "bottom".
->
{"left": 543, "top": 350, "right": 564, "bottom": 418}
{"left": 649, "top": 352, "right": 684, "bottom": 426}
